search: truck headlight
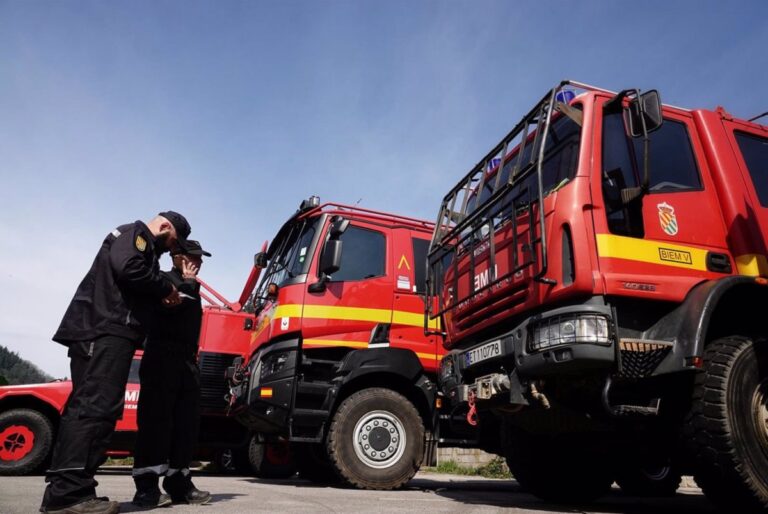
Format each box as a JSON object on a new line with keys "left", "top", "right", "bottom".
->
{"left": 529, "top": 314, "right": 610, "bottom": 351}
{"left": 440, "top": 354, "right": 455, "bottom": 380}
{"left": 260, "top": 351, "right": 293, "bottom": 381}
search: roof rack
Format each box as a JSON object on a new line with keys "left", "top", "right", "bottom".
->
{"left": 300, "top": 202, "right": 434, "bottom": 231}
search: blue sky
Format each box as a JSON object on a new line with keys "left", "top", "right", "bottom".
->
{"left": 1, "top": 1, "right": 766, "bottom": 377}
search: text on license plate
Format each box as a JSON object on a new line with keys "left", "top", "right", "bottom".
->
{"left": 465, "top": 340, "right": 502, "bottom": 366}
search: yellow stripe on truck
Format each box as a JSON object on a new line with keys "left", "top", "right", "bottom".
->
{"left": 304, "top": 339, "right": 369, "bottom": 349}
{"left": 273, "top": 303, "right": 440, "bottom": 329}
{"left": 596, "top": 234, "right": 709, "bottom": 271}
{"left": 735, "top": 254, "right": 768, "bottom": 277}
{"left": 303, "top": 305, "right": 391, "bottom": 323}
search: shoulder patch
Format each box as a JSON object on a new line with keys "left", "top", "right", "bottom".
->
{"left": 135, "top": 235, "right": 147, "bottom": 252}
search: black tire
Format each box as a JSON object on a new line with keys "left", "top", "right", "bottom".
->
{"left": 326, "top": 388, "right": 424, "bottom": 490}
{"left": 503, "top": 425, "right": 613, "bottom": 504}
{"left": 615, "top": 462, "right": 682, "bottom": 497}
{"left": 685, "top": 336, "right": 768, "bottom": 513}
{"left": 295, "top": 442, "right": 340, "bottom": 484}
{"left": 248, "top": 434, "right": 297, "bottom": 479}
{"left": 0, "top": 408, "right": 54, "bottom": 476}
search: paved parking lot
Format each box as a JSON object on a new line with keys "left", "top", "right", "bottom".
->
{"left": 0, "top": 469, "right": 718, "bottom": 514}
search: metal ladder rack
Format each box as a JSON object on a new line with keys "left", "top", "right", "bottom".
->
{"left": 427, "top": 80, "right": 602, "bottom": 320}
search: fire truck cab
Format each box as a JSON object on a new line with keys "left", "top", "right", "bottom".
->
{"left": 428, "top": 81, "right": 768, "bottom": 511}
{"left": 229, "top": 198, "right": 446, "bottom": 490}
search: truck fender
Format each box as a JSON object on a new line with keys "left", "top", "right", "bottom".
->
{"left": 648, "top": 276, "right": 766, "bottom": 373}
{"left": 331, "top": 348, "right": 436, "bottom": 428}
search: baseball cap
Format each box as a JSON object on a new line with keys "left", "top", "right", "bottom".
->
{"left": 159, "top": 211, "right": 191, "bottom": 244}
{"left": 173, "top": 239, "right": 212, "bottom": 257}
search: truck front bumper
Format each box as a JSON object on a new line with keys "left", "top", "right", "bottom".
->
{"left": 439, "top": 302, "right": 617, "bottom": 402}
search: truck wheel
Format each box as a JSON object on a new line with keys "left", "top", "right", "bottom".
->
{"left": 0, "top": 408, "right": 54, "bottom": 475}
{"left": 615, "top": 462, "right": 681, "bottom": 497}
{"left": 295, "top": 442, "right": 340, "bottom": 484}
{"left": 248, "top": 434, "right": 296, "bottom": 479}
{"left": 327, "top": 388, "right": 424, "bottom": 490}
{"left": 503, "top": 426, "right": 613, "bottom": 503}
{"left": 685, "top": 336, "right": 768, "bottom": 512}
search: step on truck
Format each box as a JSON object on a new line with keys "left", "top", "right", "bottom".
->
{"left": 0, "top": 273, "right": 259, "bottom": 475}
{"left": 227, "top": 197, "right": 458, "bottom": 489}
{"left": 427, "top": 80, "right": 768, "bottom": 511}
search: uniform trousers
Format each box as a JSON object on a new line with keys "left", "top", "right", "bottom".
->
{"left": 132, "top": 343, "right": 200, "bottom": 491}
{"left": 41, "top": 335, "right": 135, "bottom": 509}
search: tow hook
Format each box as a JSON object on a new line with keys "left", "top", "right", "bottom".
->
{"left": 467, "top": 390, "right": 478, "bottom": 426}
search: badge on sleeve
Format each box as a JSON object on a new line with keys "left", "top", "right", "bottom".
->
{"left": 135, "top": 235, "right": 147, "bottom": 252}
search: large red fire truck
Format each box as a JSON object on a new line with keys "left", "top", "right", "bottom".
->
{"left": 427, "top": 80, "right": 768, "bottom": 511}
{"left": 227, "top": 198, "right": 453, "bottom": 490}
{"left": 0, "top": 274, "right": 258, "bottom": 476}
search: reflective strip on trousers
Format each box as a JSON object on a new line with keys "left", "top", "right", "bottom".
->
{"left": 132, "top": 464, "right": 169, "bottom": 476}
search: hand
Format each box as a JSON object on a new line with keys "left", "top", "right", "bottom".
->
{"left": 162, "top": 285, "right": 181, "bottom": 306}
{"left": 182, "top": 260, "right": 199, "bottom": 280}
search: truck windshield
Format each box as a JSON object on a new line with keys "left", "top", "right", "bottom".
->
{"left": 252, "top": 216, "right": 319, "bottom": 308}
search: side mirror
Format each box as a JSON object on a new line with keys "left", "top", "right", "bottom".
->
{"left": 309, "top": 238, "right": 344, "bottom": 293}
{"left": 319, "top": 239, "right": 343, "bottom": 275}
{"left": 627, "top": 90, "right": 663, "bottom": 137}
{"left": 254, "top": 251, "right": 268, "bottom": 268}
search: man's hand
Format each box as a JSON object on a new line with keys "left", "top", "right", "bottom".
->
{"left": 162, "top": 285, "right": 182, "bottom": 306}
{"left": 181, "top": 260, "right": 199, "bottom": 280}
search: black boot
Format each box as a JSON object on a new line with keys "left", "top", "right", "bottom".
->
{"left": 133, "top": 473, "right": 172, "bottom": 509}
{"left": 163, "top": 473, "right": 211, "bottom": 505}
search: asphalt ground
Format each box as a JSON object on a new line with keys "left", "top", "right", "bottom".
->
{"left": 0, "top": 469, "right": 718, "bottom": 514}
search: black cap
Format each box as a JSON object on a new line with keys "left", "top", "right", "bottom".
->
{"left": 159, "top": 211, "right": 191, "bottom": 244}
{"left": 173, "top": 239, "right": 211, "bottom": 257}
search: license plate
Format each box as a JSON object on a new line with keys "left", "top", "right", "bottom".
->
{"left": 464, "top": 340, "right": 502, "bottom": 366}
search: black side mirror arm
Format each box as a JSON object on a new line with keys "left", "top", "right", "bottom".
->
{"left": 308, "top": 273, "right": 328, "bottom": 293}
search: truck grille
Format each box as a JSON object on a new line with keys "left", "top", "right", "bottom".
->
{"left": 617, "top": 340, "right": 672, "bottom": 378}
{"left": 199, "top": 352, "right": 237, "bottom": 411}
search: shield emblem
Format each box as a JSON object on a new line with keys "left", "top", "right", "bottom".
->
{"left": 657, "top": 202, "right": 678, "bottom": 236}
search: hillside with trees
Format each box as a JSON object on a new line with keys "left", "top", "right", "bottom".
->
{"left": 0, "top": 345, "right": 54, "bottom": 385}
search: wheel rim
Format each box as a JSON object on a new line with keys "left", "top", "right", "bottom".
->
{"left": 352, "top": 410, "right": 406, "bottom": 469}
{"left": 753, "top": 378, "right": 768, "bottom": 453}
{"left": 642, "top": 464, "right": 671, "bottom": 481}
{"left": 0, "top": 425, "right": 35, "bottom": 462}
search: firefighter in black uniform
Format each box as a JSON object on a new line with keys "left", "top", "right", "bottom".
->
{"left": 41, "top": 212, "right": 192, "bottom": 514}
{"left": 132, "top": 240, "right": 212, "bottom": 508}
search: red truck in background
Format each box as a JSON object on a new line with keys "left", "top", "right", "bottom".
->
{"left": 427, "top": 80, "right": 768, "bottom": 512}
{"left": 0, "top": 270, "right": 260, "bottom": 476}
{"left": 227, "top": 198, "right": 471, "bottom": 490}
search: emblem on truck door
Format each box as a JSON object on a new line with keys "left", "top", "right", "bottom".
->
{"left": 657, "top": 202, "right": 679, "bottom": 236}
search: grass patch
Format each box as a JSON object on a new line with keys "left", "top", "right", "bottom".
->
{"left": 103, "top": 457, "right": 134, "bottom": 466}
{"left": 427, "top": 457, "right": 512, "bottom": 479}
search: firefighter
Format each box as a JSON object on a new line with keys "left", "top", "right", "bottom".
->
{"left": 131, "top": 240, "right": 212, "bottom": 508}
{"left": 40, "top": 212, "right": 191, "bottom": 514}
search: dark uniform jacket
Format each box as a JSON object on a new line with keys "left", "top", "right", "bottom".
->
{"left": 53, "top": 221, "right": 174, "bottom": 346}
{"left": 146, "top": 268, "right": 202, "bottom": 361}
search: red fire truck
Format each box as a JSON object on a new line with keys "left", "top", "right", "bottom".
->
{"left": 0, "top": 274, "right": 258, "bottom": 476}
{"left": 227, "top": 198, "right": 451, "bottom": 490}
{"left": 427, "top": 80, "right": 768, "bottom": 511}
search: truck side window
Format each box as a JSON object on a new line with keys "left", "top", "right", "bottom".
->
{"left": 412, "top": 238, "right": 430, "bottom": 294}
{"left": 330, "top": 226, "right": 386, "bottom": 282}
{"left": 602, "top": 113, "right": 702, "bottom": 236}
{"left": 734, "top": 131, "right": 768, "bottom": 206}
